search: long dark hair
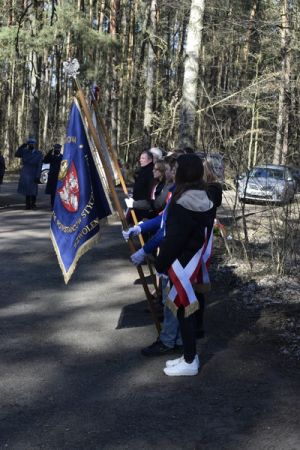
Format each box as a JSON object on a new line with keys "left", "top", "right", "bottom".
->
{"left": 171, "top": 154, "right": 206, "bottom": 205}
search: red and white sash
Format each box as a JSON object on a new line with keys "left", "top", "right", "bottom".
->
{"left": 166, "top": 227, "right": 213, "bottom": 317}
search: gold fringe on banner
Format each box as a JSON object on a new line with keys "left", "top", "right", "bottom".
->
{"left": 50, "top": 228, "right": 101, "bottom": 284}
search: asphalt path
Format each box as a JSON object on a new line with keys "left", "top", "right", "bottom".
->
{"left": 0, "top": 180, "right": 299, "bottom": 449}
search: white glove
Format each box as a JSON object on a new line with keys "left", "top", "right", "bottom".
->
{"left": 125, "top": 197, "right": 134, "bottom": 208}
{"left": 122, "top": 225, "right": 141, "bottom": 241}
{"left": 131, "top": 248, "right": 146, "bottom": 266}
{"left": 156, "top": 271, "right": 169, "bottom": 280}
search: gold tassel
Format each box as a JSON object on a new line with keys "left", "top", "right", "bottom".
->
{"left": 165, "top": 298, "right": 178, "bottom": 317}
{"left": 184, "top": 301, "right": 200, "bottom": 318}
{"left": 166, "top": 298, "right": 200, "bottom": 318}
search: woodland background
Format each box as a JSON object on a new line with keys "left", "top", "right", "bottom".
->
{"left": 1, "top": 0, "right": 300, "bottom": 174}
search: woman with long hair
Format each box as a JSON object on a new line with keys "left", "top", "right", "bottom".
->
{"left": 154, "top": 154, "right": 216, "bottom": 376}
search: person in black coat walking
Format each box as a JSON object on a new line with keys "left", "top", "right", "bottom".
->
{"left": 43, "top": 144, "right": 63, "bottom": 209}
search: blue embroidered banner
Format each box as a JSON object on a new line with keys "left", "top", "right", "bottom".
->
{"left": 50, "top": 100, "right": 112, "bottom": 283}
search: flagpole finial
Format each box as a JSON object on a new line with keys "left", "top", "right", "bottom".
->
{"left": 63, "top": 58, "right": 80, "bottom": 79}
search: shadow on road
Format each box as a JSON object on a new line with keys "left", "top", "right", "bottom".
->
{"left": 0, "top": 181, "right": 299, "bottom": 449}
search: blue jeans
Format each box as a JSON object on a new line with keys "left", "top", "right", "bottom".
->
{"left": 159, "top": 278, "right": 182, "bottom": 348}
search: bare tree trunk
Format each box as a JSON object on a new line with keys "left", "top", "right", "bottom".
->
{"left": 125, "top": 0, "right": 149, "bottom": 161}
{"left": 124, "top": 0, "right": 138, "bottom": 161}
{"left": 273, "top": 0, "right": 290, "bottom": 165}
{"left": 42, "top": 48, "right": 54, "bottom": 149}
{"left": 109, "top": 0, "right": 120, "bottom": 152}
{"left": 248, "top": 55, "right": 260, "bottom": 168}
{"left": 55, "top": 46, "right": 61, "bottom": 128}
{"left": 89, "top": 0, "right": 93, "bottom": 25}
{"left": 98, "top": 0, "right": 105, "bottom": 31}
{"left": 4, "top": 62, "right": 15, "bottom": 157}
{"left": 253, "top": 107, "right": 259, "bottom": 166}
{"left": 143, "top": 0, "right": 157, "bottom": 142}
{"left": 180, "top": 0, "right": 205, "bottom": 149}
{"left": 243, "top": 0, "right": 258, "bottom": 65}
{"left": 28, "top": 51, "right": 42, "bottom": 143}
{"left": 17, "top": 82, "right": 26, "bottom": 145}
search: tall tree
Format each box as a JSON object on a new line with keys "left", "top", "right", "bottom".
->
{"left": 143, "top": 0, "right": 157, "bottom": 144}
{"left": 273, "top": 0, "right": 291, "bottom": 165}
{"left": 179, "top": 0, "right": 205, "bottom": 149}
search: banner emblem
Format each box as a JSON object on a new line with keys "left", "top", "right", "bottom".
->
{"left": 58, "top": 162, "right": 80, "bottom": 212}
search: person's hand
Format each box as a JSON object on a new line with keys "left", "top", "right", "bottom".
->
{"left": 130, "top": 248, "right": 146, "bottom": 266}
{"left": 156, "top": 271, "right": 169, "bottom": 280}
{"left": 125, "top": 197, "right": 134, "bottom": 209}
{"left": 122, "top": 225, "right": 141, "bottom": 241}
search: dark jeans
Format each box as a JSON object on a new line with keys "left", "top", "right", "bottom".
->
{"left": 26, "top": 195, "right": 36, "bottom": 209}
{"left": 177, "top": 306, "right": 197, "bottom": 363}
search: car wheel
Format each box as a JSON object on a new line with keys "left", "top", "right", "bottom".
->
{"left": 40, "top": 170, "right": 49, "bottom": 184}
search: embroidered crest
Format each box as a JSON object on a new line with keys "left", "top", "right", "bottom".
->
{"left": 58, "top": 162, "right": 80, "bottom": 212}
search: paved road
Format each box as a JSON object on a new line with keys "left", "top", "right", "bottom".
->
{"left": 0, "top": 180, "right": 299, "bottom": 449}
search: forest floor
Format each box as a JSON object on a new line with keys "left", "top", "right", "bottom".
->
{"left": 0, "top": 179, "right": 299, "bottom": 449}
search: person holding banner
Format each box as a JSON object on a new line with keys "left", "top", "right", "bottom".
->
{"left": 152, "top": 154, "right": 219, "bottom": 376}
{"left": 128, "top": 159, "right": 171, "bottom": 220}
{"left": 125, "top": 150, "right": 154, "bottom": 222}
{"left": 124, "top": 155, "right": 222, "bottom": 362}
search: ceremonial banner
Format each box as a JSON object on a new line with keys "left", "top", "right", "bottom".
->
{"left": 50, "top": 100, "right": 112, "bottom": 284}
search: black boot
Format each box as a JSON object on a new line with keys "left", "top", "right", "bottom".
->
{"left": 25, "top": 196, "right": 31, "bottom": 210}
{"left": 31, "top": 196, "right": 37, "bottom": 210}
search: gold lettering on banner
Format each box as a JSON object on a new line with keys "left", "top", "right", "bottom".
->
{"left": 73, "top": 219, "right": 99, "bottom": 249}
{"left": 53, "top": 193, "right": 95, "bottom": 230}
{"left": 81, "top": 193, "right": 95, "bottom": 218}
{"left": 65, "top": 136, "right": 77, "bottom": 144}
{"left": 53, "top": 193, "right": 99, "bottom": 246}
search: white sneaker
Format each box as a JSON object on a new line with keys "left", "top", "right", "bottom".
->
{"left": 163, "top": 357, "right": 199, "bottom": 376}
{"left": 166, "top": 354, "right": 200, "bottom": 369}
{"left": 165, "top": 356, "right": 184, "bottom": 368}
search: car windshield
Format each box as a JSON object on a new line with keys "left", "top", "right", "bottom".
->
{"left": 249, "top": 168, "right": 284, "bottom": 180}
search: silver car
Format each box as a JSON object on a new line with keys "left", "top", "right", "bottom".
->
{"left": 238, "top": 164, "right": 295, "bottom": 204}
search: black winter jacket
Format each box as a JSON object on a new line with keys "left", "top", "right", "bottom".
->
{"left": 154, "top": 189, "right": 216, "bottom": 274}
{"left": 132, "top": 162, "right": 154, "bottom": 201}
{"left": 43, "top": 151, "right": 63, "bottom": 195}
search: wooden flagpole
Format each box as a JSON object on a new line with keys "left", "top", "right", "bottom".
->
{"left": 90, "top": 98, "right": 159, "bottom": 296}
{"left": 74, "top": 83, "right": 161, "bottom": 334}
